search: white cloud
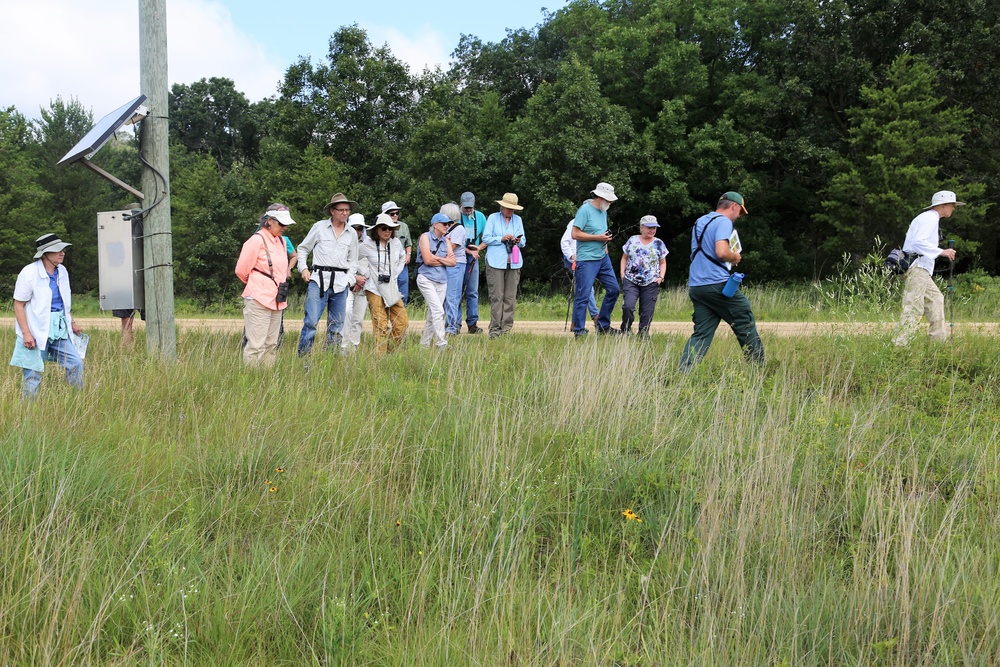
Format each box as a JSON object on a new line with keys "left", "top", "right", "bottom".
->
{"left": 364, "top": 23, "right": 452, "bottom": 75}
{"left": 2, "top": 0, "right": 284, "bottom": 120}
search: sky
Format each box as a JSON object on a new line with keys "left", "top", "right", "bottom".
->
{"left": 2, "top": 0, "right": 567, "bottom": 121}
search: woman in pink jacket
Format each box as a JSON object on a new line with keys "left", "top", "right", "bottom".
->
{"left": 235, "top": 206, "right": 296, "bottom": 365}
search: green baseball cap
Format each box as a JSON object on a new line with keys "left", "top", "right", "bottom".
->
{"left": 720, "top": 191, "right": 748, "bottom": 214}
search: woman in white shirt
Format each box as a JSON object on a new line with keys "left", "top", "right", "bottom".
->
{"left": 360, "top": 213, "right": 409, "bottom": 354}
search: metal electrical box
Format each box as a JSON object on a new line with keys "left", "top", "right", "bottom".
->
{"left": 97, "top": 209, "right": 145, "bottom": 311}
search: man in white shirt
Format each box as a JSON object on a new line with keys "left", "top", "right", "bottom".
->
{"left": 296, "top": 193, "right": 364, "bottom": 355}
{"left": 892, "top": 190, "right": 961, "bottom": 346}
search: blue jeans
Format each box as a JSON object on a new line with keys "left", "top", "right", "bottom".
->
{"left": 463, "top": 257, "right": 480, "bottom": 328}
{"left": 573, "top": 255, "right": 620, "bottom": 334}
{"left": 444, "top": 263, "right": 466, "bottom": 334}
{"left": 22, "top": 336, "right": 84, "bottom": 399}
{"left": 397, "top": 265, "right": 410, "bottom": 305}
{"left": 563, "top": 257, "right": 598, "bottom": 319}
{"left": 297, "top": 281, "right": 348, "bottom": 355}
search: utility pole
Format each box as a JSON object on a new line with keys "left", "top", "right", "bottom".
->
{"left": 138, "top": 0, "right": 176, "bottom": 360}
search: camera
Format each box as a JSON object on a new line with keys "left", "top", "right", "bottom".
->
{"left": 378, "top": 274, "right": 391, "bottom": 284}
{"left": 275, "top": 281, "right": 290, "bottom": 304}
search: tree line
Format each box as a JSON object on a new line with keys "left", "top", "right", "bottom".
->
{"left": 2, "top": 0, "right": 997, "bottom": 304}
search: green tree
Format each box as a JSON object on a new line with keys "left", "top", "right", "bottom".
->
{"left": 510, "top": 58, "right": 646, "bottom": 282}
{"left": 169, "top": 77, "right": 259, "bottom": 169}
{"left": 274, "top": 25, "right": 417, "bottom": 191}
{"left": 816, "top": 54, "right": 984, "bottom": 257}
{"left": 0, "top": 107, "right": 55, "bottom": 292}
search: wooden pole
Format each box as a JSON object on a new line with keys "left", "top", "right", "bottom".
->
{"left": 139, "top": 0, "right": 177, "bottom": 360}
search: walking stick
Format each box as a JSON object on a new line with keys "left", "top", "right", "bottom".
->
{"left": 564, "top": 261, "right": 576, "bottom": 332}
{"left": 947, "top": 239, "right": 955, "bottom": 329}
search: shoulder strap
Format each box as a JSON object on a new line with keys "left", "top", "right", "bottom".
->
{"left": 691, "top": 214, "right": 733, "bottom": 274}
{"left": 251, "top": 232, "right": 279, "bottom": 285}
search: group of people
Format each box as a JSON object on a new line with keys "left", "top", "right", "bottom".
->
{"left": 10, "top": 186, "right": 964, "bottom": 396}
{"left": 233, "top": 191, "right": 534, "bottom": 365}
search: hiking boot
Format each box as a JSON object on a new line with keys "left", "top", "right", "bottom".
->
{"left": 467, "top": 324, "right": 482, "bottom": 334}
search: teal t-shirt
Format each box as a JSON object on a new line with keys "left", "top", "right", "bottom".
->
{"left": 572, "top": 201, "right": 608, "bottom": 262}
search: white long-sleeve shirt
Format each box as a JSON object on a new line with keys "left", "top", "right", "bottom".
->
{"left": 358, "top": 236, "right": 404, "bottom": 296}
{"left": 296, "top": 219, "right": 358, "bottom": 293}
{"left": 902, "top": 210, "right": 944, "bottom": 275}
{"left": 560, "top": 219, "right": 577, "bottom": 260}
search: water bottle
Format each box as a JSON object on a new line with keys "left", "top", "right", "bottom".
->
{"left": 722, "top": 272, "right": 744, "bottom": 297}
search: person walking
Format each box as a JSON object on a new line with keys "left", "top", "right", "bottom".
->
{"left": 235, "top": 207, "right": 296, "bottom": 366}
{"left": 571, "top": 182, "right": 621, "bottom": 336}
{"left": 892, "top": 190, "right": 962, "bottom": 346}
{"left": 483, "top": 193, "right": 526, "bottom": 339}
{"left": 561, "top": 217, "right": 598, "bottom": 327}
{"left": 678, "top": 191, "right": 764, "bottom": 370}
{"left": 11, "top": 234, "right": 85, "bottom": 399}
{"left": 417, "top": 213, "right": 456, "bottom": 349}
{"left": 619, "top": 215, "right": 668, "bottom": 335}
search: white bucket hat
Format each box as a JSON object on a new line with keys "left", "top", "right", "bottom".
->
{"left": 348, "top": 213, "right": 369, "bottom": 229}
{"left": 373, "top": 212, "right": 400, "bottom": 229}
{"left": 381, "top": 201, "right": 401, "bottom": 214}
{"left": 924, "top": 190, "right": 966, "bottom": 210}
{"left": 592, "top": 182, "right": 618, "bottom": 202}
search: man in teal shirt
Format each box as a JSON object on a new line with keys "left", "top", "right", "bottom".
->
{"left": 571, "top": 182, "right": 621, "bottom": 336}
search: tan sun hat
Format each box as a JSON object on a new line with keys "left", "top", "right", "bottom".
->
{"left": 323, "top": 193, "right": 359, "bottom": 214}
{"left": 495, "top": 192, "right": 523, "bottom": 211}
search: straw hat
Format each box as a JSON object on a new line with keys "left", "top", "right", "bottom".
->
{"left": 495, "top": 193, "right": 523, "bottom": 211}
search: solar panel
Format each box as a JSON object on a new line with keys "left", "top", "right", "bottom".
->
{"left": 57, "top": 95, "right": 148, "bottom": 165}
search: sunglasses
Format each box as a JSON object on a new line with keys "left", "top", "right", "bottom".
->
{"left": 375, "top": 225, "right": 391, "bottom": 231}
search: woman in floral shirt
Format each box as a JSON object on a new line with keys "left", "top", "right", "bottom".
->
{"left": 619, "top": 215, "right": 668, "bottom": 335}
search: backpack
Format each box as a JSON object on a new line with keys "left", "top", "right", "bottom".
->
{"left": 886, "top": 248, "right": 918, "bottom": 275}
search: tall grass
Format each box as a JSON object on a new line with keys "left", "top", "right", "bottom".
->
{"left": 2, "top": 328, "right": 999, "bottom": 665}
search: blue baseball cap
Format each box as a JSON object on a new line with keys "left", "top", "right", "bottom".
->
{"left": 430, "top": 213, "right": 451, "bottom": 225}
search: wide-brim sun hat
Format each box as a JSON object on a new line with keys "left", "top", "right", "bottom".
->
{"left": 495, "top": 192, "right": 523, "bottom": 211}
{"left": 381, "top": 200, "right": 401, "bottom": 214}
{"left": 373, "top": 213, "right": 400, "bottom": 229}
{"left": 34, "top": 233, "right": 71, "bottom": 259}
{"left": 592, "top": 182, "right": 618, "bottom": 202}
{"left": 639, "top": 215, "right": 660, "bottom": 228}
{"left": 264, "top": 209, "right": 297, "bottom": 226}
{"left": 720, "top": 191, "right": 748, "bottom": 214}
{"left": 323, "top": 193, "right": 359, "bottom": 213}
{"left": 924, "top": 190, "right": 966, "bottom": 210}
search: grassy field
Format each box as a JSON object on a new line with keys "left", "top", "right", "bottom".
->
{"left": 3, "top": 324, "right": 1000, "bottom": 665}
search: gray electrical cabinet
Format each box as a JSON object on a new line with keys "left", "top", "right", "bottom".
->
{"left": 97, "top": 209, "right": 144, "bottom": 311}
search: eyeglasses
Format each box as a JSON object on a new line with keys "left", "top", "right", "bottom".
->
{"left": 333, "top": 207, "right": 352, "bottom": 213}
{"left": 387, "top": 211, "right": 400, "bottom": 216}
{"left": 375, "top": 225, "right": 390, "bottom": 231}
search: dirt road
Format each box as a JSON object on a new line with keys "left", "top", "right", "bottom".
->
{"left": 3, "top": 317, "right": 996, "bottom": 337}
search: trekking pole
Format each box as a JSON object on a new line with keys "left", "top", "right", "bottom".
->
{"left": 947, "top": 239, "right": 955, "bottom": 329}
{"left": 564, "top": 261, "right": 575, "bottom": 332}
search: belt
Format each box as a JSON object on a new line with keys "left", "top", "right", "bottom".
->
{"left": 311, "top": 265, "right": 348, "bottom": 294}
